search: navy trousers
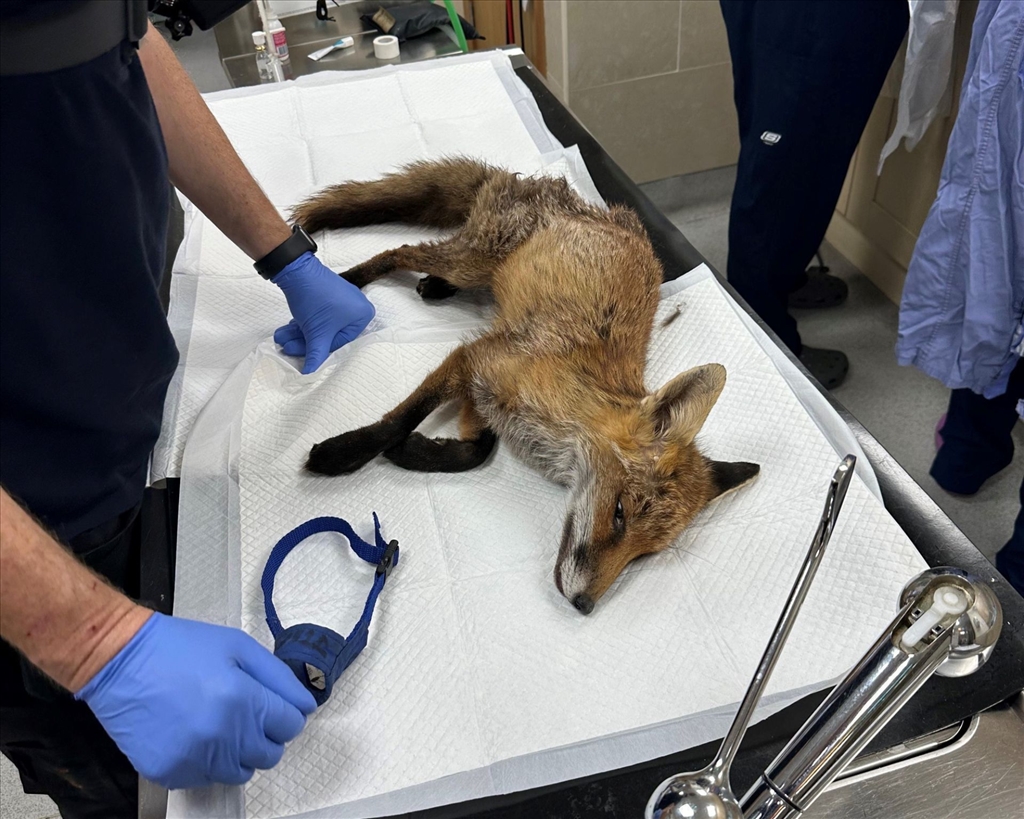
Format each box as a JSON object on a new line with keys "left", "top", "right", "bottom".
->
{"left": 0, "top": 504, "right": 141, "bottom": 819}
{"left": 720, "top": 0, "right": 908, "bottom": 353}
{"left": 998, "top": 479, "right": 1024, "bottom": 598}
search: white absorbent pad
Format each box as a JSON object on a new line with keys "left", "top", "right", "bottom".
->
{"left": 169, "top": 264, "right": 927, "bottom": 819}
{"left": 153, "top": 50, "right": 580, "bottom": 482}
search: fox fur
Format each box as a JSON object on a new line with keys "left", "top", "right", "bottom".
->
{"left": 293, "top": 158, "right": 759, "bottom": 614}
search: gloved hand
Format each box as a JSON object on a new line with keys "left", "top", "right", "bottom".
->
{"left": 272, "top": 252, "right": 375, "bottom": 374}
{"left": 75, "top": 613, "right": 317, "bottom": 790}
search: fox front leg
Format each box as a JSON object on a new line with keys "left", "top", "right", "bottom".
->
{"left": 383, "top": 399, "right": 496, "bottom": 472}
{"left": 305, "top": 344, "right": 474, "bottom": 476}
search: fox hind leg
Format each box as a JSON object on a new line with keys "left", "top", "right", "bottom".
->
{"left": 383, "top": 399, "right": 496, "bottom": 472}
{"left": 341, "top": 238, "right": 499, "bottom": 292}
{"left": 416, "top": 275, "right": 460, "bottom": 301}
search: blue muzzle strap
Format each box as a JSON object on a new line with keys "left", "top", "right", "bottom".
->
{"left": 261, "top": 514, "right": 399, "bottom": 706}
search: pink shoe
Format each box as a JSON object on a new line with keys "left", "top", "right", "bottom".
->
{"left": 935, "top": 413, "right": 946, "bottom": 450}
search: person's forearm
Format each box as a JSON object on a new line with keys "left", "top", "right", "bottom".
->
{"left": 0, "top": 489, "right": 151, "bottom": 692}
{"left": 138, "top": 24, "right": 290, "bottom": 261}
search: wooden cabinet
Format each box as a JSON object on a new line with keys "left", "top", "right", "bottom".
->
{"left": 460, "top": 0, "right": 545, "bottom": 74}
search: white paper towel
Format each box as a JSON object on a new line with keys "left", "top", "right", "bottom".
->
{"left": 154, "top": 51, "right": 571, "bottom": 482}
{"left": 170, "top": 266, "right": 926, "bottom": 819}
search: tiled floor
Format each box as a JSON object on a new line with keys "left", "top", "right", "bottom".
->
{"left": 641, "top": 166, "right": 1022, "bottom": 564}
{"left": 0, "top": 758, "right": 58, "bottom": 819}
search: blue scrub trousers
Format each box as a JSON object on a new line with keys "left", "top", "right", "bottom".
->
{"left": 719, "top": 0, "right": 908, "bottom": 353}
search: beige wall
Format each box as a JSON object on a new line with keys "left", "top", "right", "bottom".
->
{"left": 544, "top": 0, "right": 567, "bottom": 97}
{"left": 543, "top": 0, "right": 738, "bottom": 184}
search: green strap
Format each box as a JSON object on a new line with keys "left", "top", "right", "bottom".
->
{"left": 443, "top": 0, "right": 470, "bottom": 53}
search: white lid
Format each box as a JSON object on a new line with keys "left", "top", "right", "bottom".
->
{"left": 252, "top": 30, "right": 266, "bottom": 45}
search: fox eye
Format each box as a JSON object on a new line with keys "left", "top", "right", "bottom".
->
{"left": 613, "top": 498, "right": 625, "bottom": 530}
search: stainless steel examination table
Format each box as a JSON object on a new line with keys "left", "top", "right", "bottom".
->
{"left": 139, "top": 7, "right": 1024, "bottom": 818}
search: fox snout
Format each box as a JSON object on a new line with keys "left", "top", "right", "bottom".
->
{"left": 552, "top": 454, "right": 761, "bottom": 615}
{"left": 553, "top": 543, "right": 628, "bottom": 615}
{"left": 554, "top": 514, "right": 599, "bottom": 614}
{"left": 553, "top": 570, "right": 595, "bottom": 614}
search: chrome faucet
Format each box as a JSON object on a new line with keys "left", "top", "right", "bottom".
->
{"left": 740, "top": 566, "right": 1003, "bottom": 819}
{"left": 646, "top": 453, "right": 1005, "bottom": 819}
{"left": 647, "top": 456, "right": 856, "bottom": 819}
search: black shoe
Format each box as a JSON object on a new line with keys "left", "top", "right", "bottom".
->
{"left": 789, "top": 268, "right": 849, "bottom": 309}
{"left": 799, "top": 346, "right": 849, "bottom": 389}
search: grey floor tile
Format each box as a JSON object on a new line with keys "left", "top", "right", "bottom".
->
{"left": 669, "top": 211, "right": 730, "bottom": 275}
{"left": 1, "top": 755, "right": 58, "bottom": 819}
{"left": 640, "top": 165, "right": 734, "bottom": 274}
{"left": 641, "top": 165, "right": 736, "bottom": 226}
{"left": 641, "top": 168, "right": 1022, "bottom": 566}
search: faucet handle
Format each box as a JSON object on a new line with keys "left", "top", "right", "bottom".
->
{"left": 899, "top": 567, "right": 1003, "bottom": 678}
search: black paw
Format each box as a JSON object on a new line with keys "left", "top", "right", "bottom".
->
{"left": 305, "top": 423, "right": 399, "bottom": 475}
{"left": 383, "top": 430, "right": 496, "bottom": 472}
{"left": 417, "top": 276, "right": 460, "bottom": 301}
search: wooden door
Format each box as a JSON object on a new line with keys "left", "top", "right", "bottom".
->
{"left": 463, "top": 0, "right": 545, "bottom": 74}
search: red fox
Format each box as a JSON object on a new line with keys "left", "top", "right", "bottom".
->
{"left": 294, "top": 158, "right": 759, "bottom": 614}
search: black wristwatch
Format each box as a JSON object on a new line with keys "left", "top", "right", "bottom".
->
{"left": 254, "top": 225, "right": 318, "bottom": 281}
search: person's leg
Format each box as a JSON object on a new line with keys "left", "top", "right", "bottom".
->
{"left": 0, "top": 696, "right": 138, "bottom": 819}
{"left": 0, "top": 505, "right": 142, "bottom": 819}
{"left": 720, "top": 0, "right": 908, "bottom": 360}
{"left": 931, "top": 361, "right": 1023, "bottom": 494}
{"left": 995, "top": 475, "right": 1024, "bottom": 598}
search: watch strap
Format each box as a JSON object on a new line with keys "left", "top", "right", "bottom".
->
{"left": 255, "top": 226, "right": 318, "bottom": 280}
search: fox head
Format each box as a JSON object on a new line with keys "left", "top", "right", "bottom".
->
{"left": 554, "top": 363, "right": 759, "bottom": 614}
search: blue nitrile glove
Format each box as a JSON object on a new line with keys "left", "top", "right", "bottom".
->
{"left": 75, "top": 613, "right": 317, "bottom": 790}
{"left": 272, "top": 252, "right": 375, "bottom": 374}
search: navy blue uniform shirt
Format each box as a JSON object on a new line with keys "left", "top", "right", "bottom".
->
{"left": 0, "top": 36, "right": 179, "bottom": 541}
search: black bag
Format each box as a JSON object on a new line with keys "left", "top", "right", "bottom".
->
{"left": 362, "top": 2, "right": 484, "bottom": 43}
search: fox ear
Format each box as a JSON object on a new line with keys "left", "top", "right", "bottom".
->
{"left": 643, "top": 363, "right": 726, "bottom": 445}
{"left": 708, "top": 460, "right": 760, "bottom": 500}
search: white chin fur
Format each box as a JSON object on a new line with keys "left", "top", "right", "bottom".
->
{"left": 560, "top": 468, "right": 596, "bottom": 599}
{"left": 557, "top": 554, "right": 590, "bottom": 599}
